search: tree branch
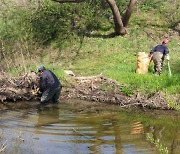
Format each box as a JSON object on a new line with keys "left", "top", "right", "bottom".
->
{"left": 122, "top": 0, "right": 137, "bottom": 27}
{"left": 106, "top": 0, "right": 127, "bottom": 35}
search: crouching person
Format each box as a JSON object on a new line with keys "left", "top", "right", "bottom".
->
{"left": 149, "top": 39, "right": 170, "bottom": 75}
{"left": 37, "top": 65, "right": 62, "bottom": 104}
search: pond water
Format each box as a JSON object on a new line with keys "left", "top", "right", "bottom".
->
{"left": 0, "top": 100, "right": 179, "bottom": 154}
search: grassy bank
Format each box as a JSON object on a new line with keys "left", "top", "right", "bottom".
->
{"left": 0, "top": 0, "right": 179, "bottom": 107}
{"left": 61, "top": 32, "right": 180, "bottom": 105}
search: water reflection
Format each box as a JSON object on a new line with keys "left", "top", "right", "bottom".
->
{"left": 170, "top": 128, "right": 180, "bottom": 154}
{"left": 36, "top": 104, "right": 60, "bottom": 128}
{"left": 130, "top": 122, "right": 144, "bottom": 135}
{"left": 0, "top": 101, "right": 180, "bottom": 154}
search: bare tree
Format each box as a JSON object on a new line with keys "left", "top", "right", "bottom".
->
{"left": 52, "top": 0, "right": 137, "bottom": 35}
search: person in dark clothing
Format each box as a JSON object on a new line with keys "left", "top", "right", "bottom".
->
{"left": 149, "top": 39, "right": 170, "bottom": 75}
{"left": 37, "top": 65, "right": 62, "bottom": 103}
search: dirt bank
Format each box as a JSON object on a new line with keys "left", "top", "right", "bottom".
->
{"left": 61, "top": 74, "right": 171, "bottom": 110}
{"left": 0, "top": 72, "right": 171, "bottom": 110}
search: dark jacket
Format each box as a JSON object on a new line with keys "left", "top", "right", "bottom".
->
{"left": 39, "top": 70, "right": 61, "bottom": 92}
{"left": 150, "top": 43, "right": 169, "bottom": 56}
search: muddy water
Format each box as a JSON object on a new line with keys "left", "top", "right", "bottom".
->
{"left": 0, "top": 100, "right": 180, "bottom": 154}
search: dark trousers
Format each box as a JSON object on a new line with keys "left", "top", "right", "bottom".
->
{"left": 40, "top": 86, "right": 62, "bottom": 103}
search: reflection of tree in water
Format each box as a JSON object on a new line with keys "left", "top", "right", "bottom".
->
{"left": 113, "top": 119, "right": 123, "bottom": 154}
{"left": 88, "top": 114, "right": 123, "bottom": 154}
{"left": 146, "top": 125, "right": 180, "bottom": 153}
{"left": 170, "top": 128, "right": 180, "bottom": 154}
{"left": 35, "top": 105, "right": 180, "bottom": 153}
{"left": 147, "top": 125, "right": 162, "bottom": 153}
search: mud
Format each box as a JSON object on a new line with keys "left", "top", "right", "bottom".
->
{"left": 0, "top": 72, "right": 171, "bottom": 110}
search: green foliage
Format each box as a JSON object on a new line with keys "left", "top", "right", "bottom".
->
{"left": 27, "top": 0, "right": 113, "bottom": 47}
{"left": 138, "top": 0, "right": 180, "bottom": 26}
{"left": 0, "top": 1, "right": 31, "bottom": 40}
{"left": 0, "top": 0, "right": 113, "bottom": 50}
{"left": 146, "top": 133, "right": 169, "bottom": 154}
{"left": 8, "top": 67, "right": 22, "bottom": 77}
{"left": 0, "top": 0, "right": 179, "bottom": 107}
{"left": 116, "top": 0, "right": 129, "bottom": 13}
{"left": 167, "top": 100, "right": 180, "bottom": 110}
{"left": 100, "top": 84, "right": 115, "bottom": 92}
{"left": 120, "top": 85, "right": 135, "bottom": 96}
{"left": 30, "top": 1, "right": 72, "bottom": 45}
{"left": 139, "top": 0, "right": 164, "bottom": 11}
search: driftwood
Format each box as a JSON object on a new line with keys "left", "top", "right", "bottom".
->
{"left": 0, "top": 72, "right": 39, "bottom": 102}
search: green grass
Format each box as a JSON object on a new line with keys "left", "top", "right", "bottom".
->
{"left": 1, "top": 0, "right": 180, "bottom": 106}
{"left": 146, "top": 133, "right": 169, "bottom": 154}
{"left": 68, "top": 34, "right": 180, "bottom": 97}
{"left": 6, "top": 28, "right": 180, "bottom": 105}
{"left": 7, "top": 63, "right": 66, "bottom": 84}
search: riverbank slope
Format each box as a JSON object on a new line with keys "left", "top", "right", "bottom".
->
{"left": 0, "top": 0, "right": 179, "bottom": 109}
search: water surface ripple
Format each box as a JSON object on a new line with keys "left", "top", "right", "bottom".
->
{"left": 0, "top": 101, "right": 179, "bottom": 154}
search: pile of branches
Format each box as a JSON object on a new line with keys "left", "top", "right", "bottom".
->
{"left": 63, "top": 74, "right": 170, "bottom": 110}
{"left": 0, "top": 72, "right": 40, "bottom": 102}
{"left": 0, "top": 70, "right": 171, "bottom": 110}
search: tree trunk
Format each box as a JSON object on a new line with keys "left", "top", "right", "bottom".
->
{"left": 52, "top": 0, "right": 136, "bottom": 35}
{"left": 122, "top": 0, "right": 137, "bottom": 27}
{"left": 106, "top": 0, "right": 127, "bottom": 35}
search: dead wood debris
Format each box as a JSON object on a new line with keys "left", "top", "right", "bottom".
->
{"left": 0, "top": 71, "right": 171, "bottom": 110}
{"left": 63, "top": 73, "right": 171, "bottom": 110}
{"left": 0, "top": 140, "right": 8, "bottom": 152}
{"left": 0, "top": 72, "right": 40, "bottom": 102}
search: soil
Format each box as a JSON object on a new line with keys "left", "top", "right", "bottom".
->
{"left": 0, "top": 72, "right": 172, "bottom": 110}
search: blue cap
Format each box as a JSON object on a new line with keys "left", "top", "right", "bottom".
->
{"left": 37, "top": 65, "right": 45, "bottom": 72}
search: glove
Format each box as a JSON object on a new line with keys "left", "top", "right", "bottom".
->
{"left": 166, "top": 55, "right": 170, "bottom": 61}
